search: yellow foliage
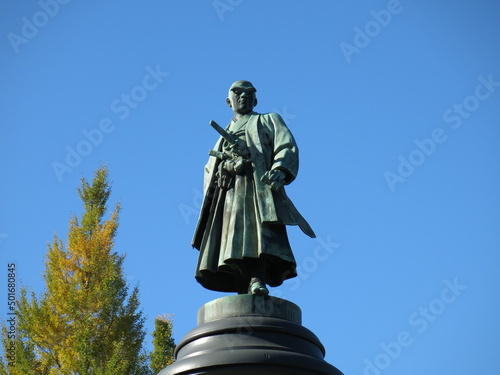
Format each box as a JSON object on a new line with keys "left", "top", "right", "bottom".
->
{"left": 2, "top": 166, "right": 148, "bottom": 374}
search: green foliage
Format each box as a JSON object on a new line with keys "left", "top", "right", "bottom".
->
{"left": 0, "top": 166, "right": 164, "bottom": 374}
{"left": 149, "top": 315, "right": 175, "bottom": 373}
{"left": 78, "top": 167, "right": 111, "bottom": 235}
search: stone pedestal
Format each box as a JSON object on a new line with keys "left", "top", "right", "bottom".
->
{"left": 158, "top": 295, "right": 343, "bottom": 375}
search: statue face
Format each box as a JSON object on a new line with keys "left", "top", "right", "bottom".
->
{"left": 226, "top": 81, "right": 257, "bottom": 115}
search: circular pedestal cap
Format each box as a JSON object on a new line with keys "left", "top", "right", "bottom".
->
{"left": 197, "top": 294, "right": 302, "bottom": 325}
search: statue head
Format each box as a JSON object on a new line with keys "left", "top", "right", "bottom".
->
{"left": 226, "top": 80, "right": 257, "bottom": 115}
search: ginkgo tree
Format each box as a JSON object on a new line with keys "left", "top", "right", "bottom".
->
{"left": 0, "top": 166, "right": 175, "bottom": 374}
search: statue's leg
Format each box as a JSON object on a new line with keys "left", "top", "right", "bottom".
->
{"left": 248, "top": 260, "right": 269, "bottom": 295}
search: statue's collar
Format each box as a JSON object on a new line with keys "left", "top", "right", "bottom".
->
{"left": 231, "top": 111, "right": 257, "bottom": 125}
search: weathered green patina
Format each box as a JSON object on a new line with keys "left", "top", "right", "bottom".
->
{"left": 192, "top": 80, "right": 315, "bottom": 295}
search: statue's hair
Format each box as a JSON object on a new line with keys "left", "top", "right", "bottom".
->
{"left": 228, "top": 80, "right": 257, "bottom": 95}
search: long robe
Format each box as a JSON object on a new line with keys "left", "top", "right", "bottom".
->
{"left": 192, "top": 112, "right": 315, "bottom": 293}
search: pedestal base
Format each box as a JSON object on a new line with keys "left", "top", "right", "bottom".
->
{"left": 158, "top": 295, "right": 343, "bottom": 375}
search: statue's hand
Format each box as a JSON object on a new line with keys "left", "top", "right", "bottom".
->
{"left": 268, "top": 169, "right": 286, "bottom": 183}
{"left": 222, "top": 155, "right": 248, "bottom": 175}
{"left": 261, "top": 169, "right": 287, "bottom": 191}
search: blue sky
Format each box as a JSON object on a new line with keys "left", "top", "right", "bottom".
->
{"left": 1, "top": 1, "right": 500, "bottom": 374}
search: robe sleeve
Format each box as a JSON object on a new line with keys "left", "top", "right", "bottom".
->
{"left": 269, "top": 113, "right": 299, "bottom": 185}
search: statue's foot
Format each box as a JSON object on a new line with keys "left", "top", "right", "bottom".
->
{"left": 248, "top": 278, "right": 269, "bottom": 295}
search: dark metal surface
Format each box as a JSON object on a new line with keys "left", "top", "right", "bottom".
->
{"left": 158, "top": 296, "right": 343, "bottom": 375}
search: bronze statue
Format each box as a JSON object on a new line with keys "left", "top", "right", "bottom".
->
{"left": 192, "top": 80, "right": 315, "bottom": 295}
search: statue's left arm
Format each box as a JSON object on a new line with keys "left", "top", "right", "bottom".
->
{"left": 267, "top": 113, "right": 299, "bottom": 186}
{"left": 258, "top": 113, "right": 316, "bottom": 238}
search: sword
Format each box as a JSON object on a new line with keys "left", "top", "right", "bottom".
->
{"left": 208, "top": 120, "right": 280, "bottom": 190}
{"left": 209, "top": 120, "right": 249, "bottom": 158}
